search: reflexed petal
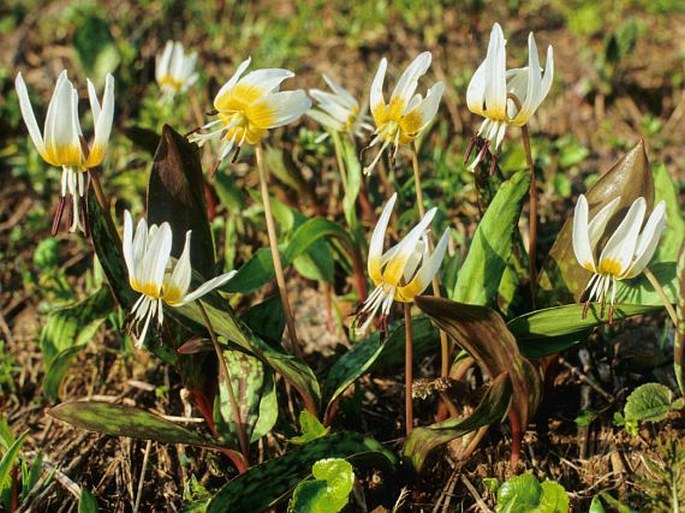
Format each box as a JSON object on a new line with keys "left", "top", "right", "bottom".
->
{"left": 307, "top": 109, "right": 344, "bottom": 132}
{"left": 383, "top": 207, "right": 436, "bottom": 286}
{"left": 368, "top": 193, "right": 396, "bottom": 283}
{"left": 87, "top": 73, "right": 115, "bottom": 167}
{"left": 572, "top": 194, "right": 595, "bottom": 272}
{"left": 390, "top": 51, "right": 431, "bottom": 103}
{"left": 598, "top": 197, "right": 646, "bottom": 276}
{"left": 484, "top": 23, "right": 507, "bottom": 118}
{"left": 466, "top": 59, "right": 488, "bottom": 117}
{"left": 622, "top": 200, "right": 667, "bottom": 279}
{"left": 397, "top": 227, "right": 450, "bottom": 301}
{"left": 132, "top": 217, "right": 149, "bottom": 273}
{"left": 514, "top": 32, "right": 542, "bottom": 122}
{"left": 369, "top": 58, "right": 387, "bottom": 114}
{"left": 87, "top": 79, "right": 101, "bottom": 122}
{"left": 123, "top": 210, "right": 135, "bottom": 279}
{"left": 239, "top": 68, "right": 294, "bottom": 94}
{"left": 214, "top": 57, "right": 252, "bottom": 106}
{"left": 156, "top": 41, "right": 174, "bottom": 83}
{"left": 170, "top": 42, "right": 185, "bottom": 80}
{"left": 45, "top": 72, "right": 82, "bottom": 166}
{"left": 404, "top": 82, "right": 443, "bottom": 134}
{"left": 177, "top": 270, "right": 237, "bottom": 305}
{"left": 165, "top": 231, "right": 193, "bottom": 302}
{"left": 143, "top": 223, "right": 172, "bottom": 291}
{"left": 15, "top": 73, "right": 47, "bottom": 158}
{"left": 322, "top": 74, "right": 357, "bottom": 108}
{"left": 254, "top": 90, "right": 311, "bottom": 128}
{"left": 587, "top": 196, "right": 621, "bottom": 248}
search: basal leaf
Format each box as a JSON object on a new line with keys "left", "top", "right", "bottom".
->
{"left": 241, "top": 295, "right": 285, "bottom": 348}
{"left": 291, "top": 410, "right": 330, "bottom": 445}
{"left": 452, "top": 169, "right": 530, "bottom": 306}
{"left": 148, "top": 124, "right": 214, "bottom": 278}
{"left": 49, "top": 401, "right": 225, "bottom": 449}
{"left": 78, "top": 488, "right": 99, "bottom": 513}
{"left": 507, "top": 303, "right": 658, "bottom": 358}
{"left": 0, "top": 431, "right": 26, "bottom": 496}
{"left": 653, "top": 163, "right": 685, "bottom": 263}
{"left": 538, "top": 141, "right": 655, "bottom": 305}
{"left": 206, "top": 433, "right": 396, "bottom": 513}
{"left": 415, "top": 296, "right": 543, "bottom": 462}
{"left": 403, "top": 373, "right": 512, "bottom": 471}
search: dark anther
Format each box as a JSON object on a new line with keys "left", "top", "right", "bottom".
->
{"left": 52, "top": 197, "right": 66, "bottom": 235}
{"left": 231, "top": 146, "right": 241, "bottom": 163}
{"left": 463, "top": 136, "right": 477, "bottom": 164}
{"left": 582, "top": 301, "right": 590, "bottom": 320}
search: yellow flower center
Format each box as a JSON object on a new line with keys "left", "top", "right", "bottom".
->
{"left": 215, "top": 83, "right": 277, "bottom": 145}
{"left": 372, "top": 97, "right": 424, "bottom": 145}
{"left": 159, "top": 76, "right": 184, "bottom": 92}
{"left": 597, "top": 258, "right": 624, "bottom": 277}
{"left": 162, "top": 285, "right": 183, "bottom": 305}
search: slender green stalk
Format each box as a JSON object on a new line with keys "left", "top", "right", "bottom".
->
{"left": 198, "top": 302, "right": 250, "bottom": 463}
{"left": 331, "top": 131, "right": 348, "bottom": 196}
{"left": 411, "top": 146, "right": 450, "bottom": 378}
{"left": 520, "top": 125, "right": 537, "bottom": 306}
{"left": 404, "top": 303, "right": 414, "bottom": 436}
{"left": 644, "top": 267, "right": 678, "bottom": 325}
{"left": 255, "top": 144, "right": 303, "bottom": 358}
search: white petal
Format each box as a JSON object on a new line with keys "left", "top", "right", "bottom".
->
{"left": 368, "top": 193, "right": 396, "bottom": 282}
{"left": 177, "top": 270, "right": 237, "bottom": 305}
{"left": 214, "top": 57, "right": 252, "bottom": 105}
{"left": 170, "top": 42, "right": 185, "bottom": 80}
{"left": 253, "top": 90, "right": 311, "bottom": 128}
{"left": 322, "top": 74, "right": 357, "bottom": 109}
{"left": 483, "top": 23, "right": 507, "bottom": 118}
{"left": 45, "top": 72, "right": 82, "bottom": 164}
{"left": 406, "top": 82, "right": 443, "bottom": 134}
{"left": 369, "top": 58, "right": 387, "bottom": 113}
{"left": 306, "top": 109, "right": 344, "bottom": 132}
{"left": 87, "top": 73, "right": 115, "bottom": 167}
{"left": 156, "top": 41, "right": 174, "bottom": 83}
{"left": 166, "top": 231, "right": 193, "bottom": 299}
{"left": 398, "top": 228, "right": 450, "bottom": 301}
{"left": 587, "top": 196, "right": 621, "bottom": 248}
{"left": 238, "top": 68, "right": 294, "bottom": 94}
{"left": 123, "top": 210, "right": 135, "bottom": 279}
{"left": 622, "top": 200, "right": 667, "bottom": 279}
{"left": 598, "top": 197, "right": 646, "bottom": 275}
{"left": 572, "top": 194, "right": 595, "bottom": 272}
{"left": 15, "top": 72, "right": 46, "bottom": 157}
{"left": 390, "top": 51, "right": 431, "bottom": 103}
{"left": 143, "top": 222, "right": 172, "bottom": 290}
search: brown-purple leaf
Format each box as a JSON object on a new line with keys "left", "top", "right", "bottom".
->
{"left": 148, "top": 124, "right": 214, "bottom": 278}
{"left": 538, "top": 140, "right": 655, "bottom": 305}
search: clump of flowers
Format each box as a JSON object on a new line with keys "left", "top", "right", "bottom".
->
{"left": 465, "top": 22, "right": 553, "bottom": 170}
{"left": 123, "top": 211, "right": 236, "bottom": 346}
{"left": 156, "top": 40, "right": 198, "bottom": 101}
{"left": 15, "top": 70, "right": 115, "bottom": 234}
{"left": 355, "top": 193, "right": 450, "bottom": 336}
{"left": 363, "top": 51, "right": 444, "bottom": 175}
{"left": 572, "top": 194, "right": 666, "bottom": 322}
{"left": 189, "top": 57, "right": 311, "bottom": 162}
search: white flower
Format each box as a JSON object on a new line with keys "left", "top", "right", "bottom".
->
{"left": 364, "top": 52, "right": 444, "bottom": 175}
{"left": 122, "top": 211, "right": 236, "bottom": 346}
{"left": 572, "top": 194, "right": 666, "bottom": 321}
{"left": 156, "top": 40, "right": 198, "bottom": 101}
{"left": 189, "top": 57, "right": 312, "bottom": 162}
{"left": 355, "top": 193, "right": 450, "bottom": 335}
{"left": 465, "top": 23, "right": 553, "bottom": 169}
{"left": 15, "top": 70, "right": 115, "bottom": 233}
{"left": 307, "top": 74, "right": 371, "bottom": 140}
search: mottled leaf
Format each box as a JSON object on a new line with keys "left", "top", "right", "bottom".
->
{"left": 403, "top": 373, "right": 511, "bottom": 471}
{"left": 452, "top": 169, "right": 530, "bottom": 306}
{"left": 538, "top": 141, "right": 655, "bottom": 305}
{"left": 206, "top": 433, "right": 396, "bottom": 513}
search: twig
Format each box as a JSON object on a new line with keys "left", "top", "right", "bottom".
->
{"left": 133, "top": 440, "right": 152, "bottom": 513}
{"left": 461, "top": 474, "right": 494, "bottom": 513}
{"left": 558, "top": 356, "right": 614, "bottom": 403}
{"left": 255, "top": 144, "right": 303, "bottom": 358}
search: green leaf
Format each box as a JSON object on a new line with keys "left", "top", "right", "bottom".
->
{"left": 291, "top": 411, "right": 330, "bottom": 445}
{"left": 403, "top": 373, "right": 512, "bottom": 471}
{"left": 496, "top": 474, "right": 542, "bottom": 512}
{"left": 206, "top": 433, "right": 395, "bottom": 513}
{"left": 507, "top": 303, "right": 658, "bottom": 358}
{"left": 0, "top": 431, "right": 26, "bottom": 496}
{"left": 598, "top": 492, "right": 637, "bottom": 513}
{"left": 49, "top": 401, "right": 228, "bottom": 450}
{"left": 78, "top": 488, "right": 99, "bottom": 513}
{"left": 214, "top": 351, "right": 278, "bottom": 445}
{"left": 290, "top": 459, "right": 355, "bottom": 513}
{"left": 538, "top": 141, "right": 655, "bottom": 305}
{"left": 40, "top": 287, "right": 114, "bottom": 400}
{"left": 416, "top": 296, "right": 543, "bottom": 459}
{"left": 340, "top": 136, "right": 362, "bottom": 231}
{"left": 241, "top": 295, "right": 285, "bottom": 348}
{"left": 72, "top": 11, "right": 120, "bottom": 82}
{"left": 653, "top": 163, "right": 685, "bottom": 263}
{"left": 589, "top": 496, "right": 606, "bottom": 513}
{"left": 539, "top": 481, "right": 570, "bottom": 512}
{"left": 676, "top": 246, "right": 685, "bottom": 396}
{"left": 321, "top": 316, "right": 438, "bottom": 418}
{"left": 452, "top": 169, "right": 530, "bottom": 306}
{"left": 623, "top": 383, "right": 679, "bottom": 430}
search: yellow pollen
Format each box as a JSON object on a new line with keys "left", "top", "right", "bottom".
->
{"left": 597, "top": 258, "right": 623, "bottom": 277}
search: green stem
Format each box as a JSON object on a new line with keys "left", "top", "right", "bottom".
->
{"left": 644, "top": 267, "right": 678, "bottom": 325}
{"left": 331, "top": 131, "right": 348, "bottom": 196}
{"left": 198, "top": 302, "right": 250, "bottom": 464}
{"left": 255, "top": 144, "right": 303, "bottom": 358}
{"left": 404, "top": 303, "right": 414, "bottom": 436}
{"left": 520, "top": 125, "right": 537, "bottom": 307}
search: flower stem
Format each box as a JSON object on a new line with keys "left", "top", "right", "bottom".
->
{"left": 644, "top": 267, "right": 678, "bottom": 325}
{"left": 411, "top": 146, "right": 450, "bottom": 378}
{"left": 520, "top": 125, "right": 537, "bottom": 306}
{"left": 404, "top": 302, "right": 414, "bottom": 436}
{"left": 255, "top": 144, "right": 303, "bottom": 358}
{"left": 198, "top": 302, "right": 250, "bottom": 463}
{"left": 89, "top": 169, "right": 119, "bottom": 243}
{"left": 331, "top": 131, "right": 348, "bottom": 196}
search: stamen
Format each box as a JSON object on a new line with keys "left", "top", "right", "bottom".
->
{"left": 52, "top": 197, "right": 66, "bottom": 235}
{"left": 463, "top": 136, "right": 477, "bottom": 164}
